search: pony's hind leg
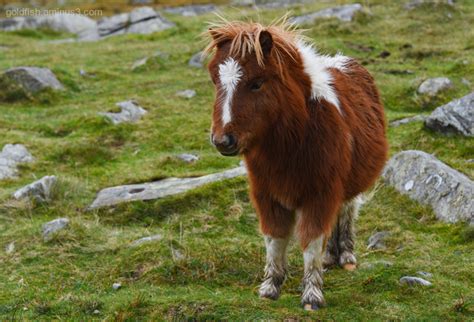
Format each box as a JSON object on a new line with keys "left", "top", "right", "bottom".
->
{"left": 336, "top": 197, "right": 361, "bottom": 271}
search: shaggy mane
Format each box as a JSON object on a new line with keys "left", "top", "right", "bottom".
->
{"left": 204, "top": 16, "right": 304, "bottom": 75}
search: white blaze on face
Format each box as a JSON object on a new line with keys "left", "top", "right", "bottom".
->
{"left": 218, "top": 57, "right": 243, "bottom": 126}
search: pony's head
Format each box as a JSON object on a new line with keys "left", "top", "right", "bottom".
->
{"left": 205, "top": 20, "right": 309, "bottom": 156}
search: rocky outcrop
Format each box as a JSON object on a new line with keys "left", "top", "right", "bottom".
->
{"left": 100, "top": 100, "right": 147, "bottom": 125}
{"left": 189, "top": 51, "right": 205, "bottom": 68}
{"left": 0, "top": 144, "right": 34, "bottom": 180}
{"left": 417, "top": 77, "right": 453, "bottom": 96}
{"left": 290, "top": 4, "right": 363, "bottom": 25}
{"left": 424, "top": 92, "right": 474, "bottom": 136}
{"left": 382, "top": 150, "right": 473, "bottom": 224}
{"left": 404, "top": 0, "right": 454, "bottom": 10}
{"left": 2, "top": 67, "right": 64, "bottom": 93}
{"left": 89, "top": 166, "right": 247, "bottom": 209}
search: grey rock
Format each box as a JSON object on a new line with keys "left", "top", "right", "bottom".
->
{"left": 290, "top": 3, "right": 363, "bottom": 25}
{"left": 367, "top": 231, "right": 390, "bottom": 250}
{"left": 417, "top": 77, "right": 453, "bottom": 96}
{"left": 5, "top": 242, "right": 15, "bottom": 254}
{"left": 405, "top": 0, "right": 454, "bottom": 10}
{"left": 98, "top": 7, "right": 174, "bottom": 38}
{"left": 424, "top": 92, "right": 474, "bottom": 136}
{"left": 89, "top": 166, "right": 247, "bottom": 209}
{"left": 42, "top": 218, "right": 69, "bottom": 241}
{"left": 382, "top": 150, "right": 474, "bottom": 223}
{"left": 3, "top": 67, "right": 64, "bottom": 93}
{"left": 176, "top": 89, "right": 196, "bottom": 99}
{"left": 359, "top": 260, "right": 393, "bottom": 269}
{"left": 390, "top": 115, "right": 427, "bottom": 127}
{"left": 233, "top": 0, "right": 310, "bottom": 8}
{"left": 417, "top": 271, "right": 433, "bottom": 278}
{"left": 100, "top": 100, "right": 147, "bottom": 125}
{"left": 13, "top": 175, "right": 57, "bottom": 202}
{"left": 164, "top": 4, "right": 217, "bottom": 16}
{"left": 0, "top": 144, "right": 34, "bottom": 163}
{"left": 172, "top": 248, "right": 185, "bottom": 261}
{"left": 399, "top": 276, "right": 432, "bottom": 286}
{"left": 189, "top": 51, "right": 205, "bottom": 68}
{"left": 112, "top": 282, "right": 121, "bottom": 290}
{"left": 0, "top": 144, "right": 34, "bottom": 180}
{"left": 461, "top": 78, "right": 471, "bottom": 87}
{"left": 176, "top": 153, "right": 199, "bottom": 163}
{"left": 131, "top": 234, "right": 163, "bottom": 246}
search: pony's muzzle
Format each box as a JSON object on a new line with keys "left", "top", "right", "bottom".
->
{"left": 211, "top": 133, "right": 238, "bottom": 156}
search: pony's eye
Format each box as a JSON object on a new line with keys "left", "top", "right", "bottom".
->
{"left": 250, "top": 79, "right": 264, "bottom": 92}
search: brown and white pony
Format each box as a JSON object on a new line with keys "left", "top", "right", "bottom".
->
{"left": 205, "top": 20, "right": 388, "bottom": 310}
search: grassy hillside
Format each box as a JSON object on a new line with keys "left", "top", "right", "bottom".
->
{"left": 0, "top": 0, "right": 473, "bottom": 320}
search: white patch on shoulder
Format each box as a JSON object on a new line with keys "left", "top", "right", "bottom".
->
{"left": 218, "top": 57, "right": 243, "bottom": 126}
{"left": 296, "top": 40, "right": 351, "bottom": 115}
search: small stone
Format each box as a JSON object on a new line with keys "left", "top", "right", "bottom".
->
{"left": 131, "top": 57, "right": 148, "bottom": 70}
{"left": 417, "top": 271, "right": 433, "bottom": 278}
{"left": 5, "top": 242, "right": 15, "bottom": 254}
{"left": 13, "top": 175, "right": 57, "bottom": 202}
{"left": 3, "top": 67, "right": 64, "bottom": 93}
{"left": 404, "top": 180, "right": 414, "bottom": 191}
{"left": 112, "top": 282, "right": 121, "bottom": 290}
{"left": 176, "top": 89, "right": 196, "bottom": 99}
{"left": 417, "top": 77, "right": 453, "bottom": 96}
{"left": 172, "top": 248, "right": 185, "bottom": 261}
{"left": 359, "top": 260, "right": 393, "bottom": 270}
{"left": 93, "top": 309, "right": 100, "bottom": 314}
{"left": 176, "top": 153, "right": 199, "bottom": 163}
{"left": 189, "top": 51, "right": 205, "bottom": 68}
{"left": 42, "top": 218, "right": 69, "bottom": 241}
{"left": 130, "top": 234, "right": 163, "bottom": 247}
{"left": 100, "top": 100, "right": 147, "bottom": 125}
{"left": 367, "top": 231, "right": 390, "bottom": 250}
{"left": 400, "top": 276, "right": 432, "bottom": 286}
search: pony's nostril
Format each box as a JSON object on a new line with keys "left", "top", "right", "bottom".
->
{"left": 226, "top": 134, "right": 236, "bottom": 147}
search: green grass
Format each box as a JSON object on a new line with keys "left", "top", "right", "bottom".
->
{"left": 1, "top": 0, "right": 473, "bottom": 320}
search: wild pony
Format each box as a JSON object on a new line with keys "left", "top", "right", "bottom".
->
{"left": 205, "top": 19, "right": 388, "bottom": 310}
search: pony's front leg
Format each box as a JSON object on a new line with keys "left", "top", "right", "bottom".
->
{"left": 252, "top": 193, "right": 295, "bottom": 300}
{"left": 301, "top": 235, "right": 326, "bottom": 310}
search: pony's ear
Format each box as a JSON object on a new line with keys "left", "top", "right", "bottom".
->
{"left": 209, "top": 28, "right": 229, "bottom": 48}
{"left": 259, "top": 30, "right": 273, "bottom": 57}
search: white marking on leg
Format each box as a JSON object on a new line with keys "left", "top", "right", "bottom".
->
{"left": 302, "top": 235, "right": 326, "bottom": 308}
{"left": 218, "top": 58, "right": 243, "bottom": 126}
{"left": 259, "top": 235, "right": 290, "bottom": 299}
{"left": 296, "top": 40, "right": 351, "bottom": 115}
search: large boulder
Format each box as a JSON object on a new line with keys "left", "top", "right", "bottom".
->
{"left": 417, "top": 77, "right": 453, "bottom": 96}
{"left": 89, "top": 166, "right": 247, "bottom": 209}
{"left": 2, "top": 67, "right": 64, "bottom": 93}
{"left": 424, "top": 92, "right": 474, "bottom": 136}
{"left": 0, "top": 144, "right": 34, "bottom": 180}
{"left": 290, "top": 3, "right": 363, "bottom": 25}
{"left": 382, "top": 150, "right": 473, "bottom": 224}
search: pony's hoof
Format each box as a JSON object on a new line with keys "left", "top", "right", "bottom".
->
{"left": 259, "top": 283, "right": 280, "bottom": 300}
{"left": 343, "top": 263, "right": 357, "bottom": 271}
{"left": 303, "top": 303, "right": 320, "bottom": 311}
